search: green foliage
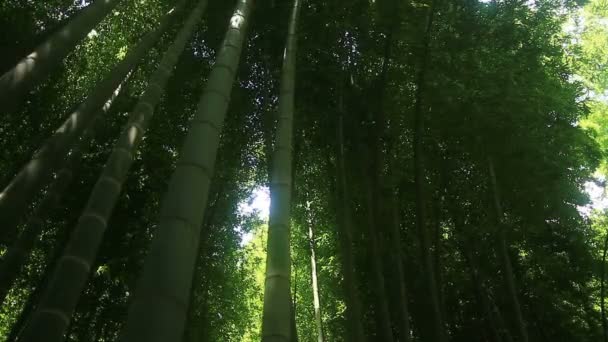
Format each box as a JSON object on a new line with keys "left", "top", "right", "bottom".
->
{"left": 0, "top": 0, "right": 607, "bottom": 341}
{"left": 576, "top": 0, "right": 608, "bottom": 93}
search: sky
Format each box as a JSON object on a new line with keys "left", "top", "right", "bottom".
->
{"left": 237, "top": 187, "right": 270, "bottom": 245}
{"left": 238, "top": 187, "right": 270, "bottom": 219}
{"left": 580, "top": 178, "right": 608, "bottom": 216}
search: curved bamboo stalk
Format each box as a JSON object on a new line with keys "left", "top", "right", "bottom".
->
{"left": 0, "top": 3, "right": 183, "bottom": 243}
{"left": 118, "top": 1, "right": 253, "bottom": 341}
{"left": 0, "top": 77, "right": 125, "bottom": 305}
{"left": 0, "top": 0, "right": 122, "bottom": 111}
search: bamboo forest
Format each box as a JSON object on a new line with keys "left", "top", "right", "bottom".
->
{"left": 1, "top": 0, "right": 608, "bottom": 341}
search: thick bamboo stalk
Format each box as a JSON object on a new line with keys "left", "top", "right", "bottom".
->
{"left": 261, "top": 1, "right": 300, "bottom": 341}
{"left": 0, "top": 4, "right": 183, "bottom": 242}
{"left": 119, "top": 1, "right": 253, "bottom": 341}
{"left": 17, "top": 3, "right": 200, "bottom": 342}
{"left": 0, "top": 81, "right": 123, "bottom": 306}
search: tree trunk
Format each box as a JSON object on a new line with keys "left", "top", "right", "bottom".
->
{"left": 183, "top": 181, "right": 225, "bottom": 342}
{"left": 307, "top": 211, "right": 325, "bottom": 342}
{"left": 334, "top": 109, "right": 365, "bottom": 342}
{"left": 118, "top": 1, "right": 252, "bottom": 341}
{"left": 261, "top": 1, "right": 300, "bottom": 341}
{"left": 362, "top": 175, "right": 395, "bottom": 342}
{"left": 386, "top": 191, "right": 412, "bottom": 342}
{"left": 439, "top": 153, "right": 511, "bottom": 342}
{"left": 446, "top": 198, "right": 504, "bottom": 342}
{"left": 412, "top": 1, "right": 447, "bottom": 340}
{"left": 6, "top": 204, "right": 78, "bottom": 342}
{"left": 432, "top": 199, "right": 445, "bottom": 318}
{"left": 290, "top": 299, "right": 299, "bottom": 342}
{"left": 0, "top": 73, "right": 126, "bottom": 306}
{"left": 488, "top": 157, "right": 528, "bottom": 342}
{"left": 18, "top": 3, "right": 204, "bottom": 341}
{"left": 374, "top": 20, "right": 412, "bottom": 342}
{"left": 0, "top": 0, "right": 121, "bottom": 111}
{"left": 0, "top": 3, "right": 184, "bottom": 242}
{"left": 0, "top": 132, "right": 86, "bottom": 307}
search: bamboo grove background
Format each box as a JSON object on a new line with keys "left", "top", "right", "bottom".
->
{"left": 0, "top": 0, "right": 608, "bottom": 341}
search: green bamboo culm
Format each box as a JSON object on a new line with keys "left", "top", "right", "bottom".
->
{"left": 0, "top": 0, "right": 122, "bottom": 111}
{"left": 119, "top": 1, "right": 253, "bottom": 341}
{"left": 0, "top": 77, "right": 126, "bottom": 306}
{"left": 0, "top": 159, "right": 79, "bottom": 306}
{"left": 0, "top": 3, "right": 184, "bottom": 244}
{"left": 488, "top": 157, "right": 529, "bottom": 342}
{"left": 261, "top": 0, "right": 301, "bottom": 341}
{"left": 16, "top": 3, "right": 205, "bottom": 342}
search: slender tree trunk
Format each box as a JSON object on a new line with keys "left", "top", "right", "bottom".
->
{"left": 0, "top": 3, "right": 184, "bottom": 242}
{"left": 0, "top": 75, "right": 125, "bottom": 306}
{"left": 261, "top": 1, "right": 300, "bottom": 341}
{"left": 439, "top": 154, "right": 510, "bottom": 342}
{"left": 386, "top": 191, "right": 412, "bottom": 342}
{"left": 18, "top": 3, "right": 204, "bottom": 342}
{"left": 186, "top": 244, "right": 212, "bottom": 342}
{"left": 601, "top": 230, "right": 608, "bottom": 342}
{"left": 307, "top": 211, "right": 325, "bottom": 342}
{"left": 0, "top": 134, "right": 85, "bottom": 306}
{"left": 290, "top": 300, "right": 299, "bottom": 342}
{"left": 432, "top": 200, "right": 442, "bottom": 287}
{"left": 291, "top": 261, "right": 299, "bottom": 342}
{"left": 119, "top": 2, "right": 252, "bottom": 341}
{"left": 488, "top": 157, "right": 528, "bottom": 342}
{"left": 491, "top": 298, "right": 514, "bottom": 342}
{"left": 376, "top": 53, "right": 412, "bottom": 342}
{"left": 412, "top": 1, "right": 447, "bottom": 340}
{"left": 466, "top": 251, "right": 505, "bottom": 342}
{"left": 431, "top": 198, "right": 448, "bottom": 322}
{"left": 334, "top": 110, "right": 365, "bottom": 342}
{"left": 362, "top": 176, "right": 395, "bottom": 342}
{"left": 6, "top": 205, "right": 78, "bottom": 342}
{"left": 581, "top": 298, "right": 600, "bottom": 342}
{"left": 0, "top": 0, "right": 122, "bottom": 111}
{"left": 446, "top": 197, "right": 503, "bottom": 342}
{"left": 360, "top": 9, "right": 400, "bottom": 341}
